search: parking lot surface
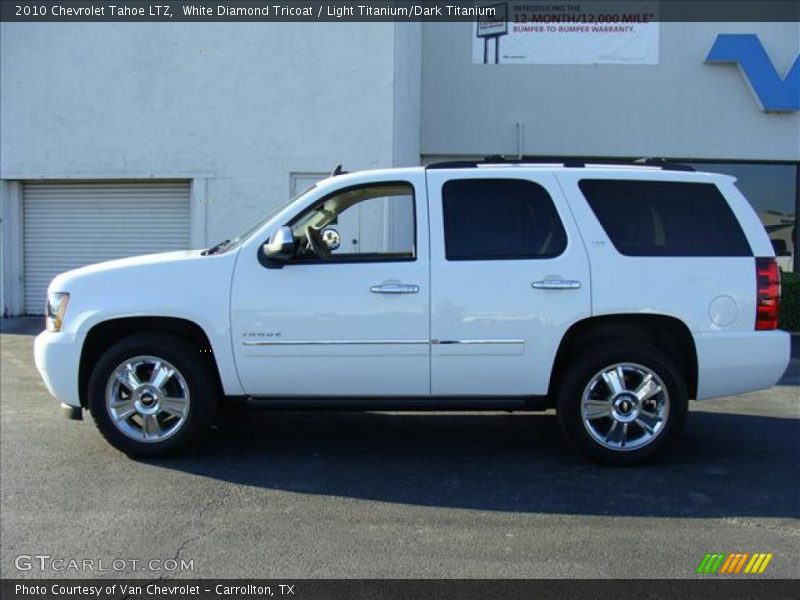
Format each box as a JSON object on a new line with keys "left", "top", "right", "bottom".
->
{"left": 1, "top": 318, "right": 798, "bottom": 579}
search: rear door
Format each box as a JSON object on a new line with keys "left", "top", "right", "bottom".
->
{"left": 426, "top": 169, "right": 592, "bottom": 396}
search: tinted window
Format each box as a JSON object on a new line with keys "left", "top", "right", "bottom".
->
{"left": 688, "top": 162, "right": 796, "bottom": 269}
{"left": 442, "top": 179, "right": 567, "bottom": 261}
{"left": 579, "top": 180, "right": 752, "bottom": 257}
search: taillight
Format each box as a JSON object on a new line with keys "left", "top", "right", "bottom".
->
{"left": 755, "top": 257, "right": 781, "bottom": 330}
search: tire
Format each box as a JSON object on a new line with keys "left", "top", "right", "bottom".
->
{"left": 87, "top": 333, "right": 218, "bottom": 457}
{"left": 556, "top": 342, "right": 688, "bottom": 466}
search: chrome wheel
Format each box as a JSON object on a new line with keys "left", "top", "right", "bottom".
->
{"left": 104, "top": 356, "right": 190, "bottom": 443}
{"left": 581, "top": 362, "right": 669, "bottom": 451}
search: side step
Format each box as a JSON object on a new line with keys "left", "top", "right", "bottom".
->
{"left": 230, "top": 395, "right": 552, "bottom": 412}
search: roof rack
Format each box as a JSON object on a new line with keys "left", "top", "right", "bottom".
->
{"left": 426, "top": 155, "right": 695, "bottom": 172}
{"left": 632, "top": 157, "right": 695, "bottom": 171}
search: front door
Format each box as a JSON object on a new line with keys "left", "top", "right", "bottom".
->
{"left": 425, "top": 170, "right": 592, "bottom": 396}
{"left": 230, "top": 172, "right": 430, "bottom": 397}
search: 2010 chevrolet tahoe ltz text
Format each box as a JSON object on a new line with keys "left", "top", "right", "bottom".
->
{"left": 34, "top": 160, "right": 791, "bottom": 465}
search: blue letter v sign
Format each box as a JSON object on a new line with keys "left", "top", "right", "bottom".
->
{"left": 706, "top": 34, "right": 799, "bottom": 112}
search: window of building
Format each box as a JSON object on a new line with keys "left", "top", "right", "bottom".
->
{"left": 579, "top": 179, "right": 752, "bottom": 257}
{"left": 442, "top": 178, "right": 567, "bottom": 261}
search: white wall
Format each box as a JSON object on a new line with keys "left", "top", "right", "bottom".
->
{"left": 421, "top": 22, "right": 800, "bottom": 160}
{"left": 1, "top": 21, "right": 426, "bottom": 314}
{"left": 392, "top": 22, "right": 422, "bottom": 167}
{"left": 0, "top": 22, "right": 403, "bottom": 247}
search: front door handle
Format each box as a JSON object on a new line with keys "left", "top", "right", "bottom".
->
{"left": 532, "top": 280, "right": 581, "bottom": 290}
{"left": 370, "top": 283, "right": 420, "bottom": 294}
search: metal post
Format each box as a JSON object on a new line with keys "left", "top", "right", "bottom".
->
{"left": 794, "top": 164, "right": 799, "bottom": 274}
{"left": 495, "top": 35, "right": 500, "bottom": 64}
{"left": 484, "top": 38, "right": 488, "bottom": 64}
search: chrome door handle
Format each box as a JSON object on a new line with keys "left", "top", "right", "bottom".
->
{"left": 532, "top": 280, "right": 581, "bottom": 290}
{"left": 370, "top": 283, "right": 420, "bottom": 294}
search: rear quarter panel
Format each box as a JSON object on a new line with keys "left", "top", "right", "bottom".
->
{"left": 555, "top": 170, "right": 791, "bottom": 399}
{"left": 556, "top": 170, "right": 758, "bottom": 334}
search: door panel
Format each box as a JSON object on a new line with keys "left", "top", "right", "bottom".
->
{"left": 230, "top": 173, "right": 430, "bottom": 397}
{"left": 426, "top": 170, "right": 592, "bottom": 396}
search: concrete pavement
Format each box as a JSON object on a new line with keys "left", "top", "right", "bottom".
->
{"left": 1, "top": 318, "right": 798, "bottom": 579}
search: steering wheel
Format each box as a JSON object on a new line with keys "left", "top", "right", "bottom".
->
{"left": 305, "top": 225, "right": 331, "bottom": 259}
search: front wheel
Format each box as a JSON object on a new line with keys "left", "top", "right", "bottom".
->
{"left": 87, "top": 333, "right": 217, "bottom": 457}
{"left": 556, "top": 343, "right": 688, "bottom": 466}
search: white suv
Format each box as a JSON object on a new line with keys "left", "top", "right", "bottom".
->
{"left": 34, "top": 159, "right": 791, "bottom": 465}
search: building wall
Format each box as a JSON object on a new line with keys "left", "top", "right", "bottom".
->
{"left": 421, "top": 22, "right": 800, "bottom": 160}
{"left": 0, "top": 22, "right": 407, "bottom": 245}
{"left": 392, "top": 22, "right": 422, "bottom": 167}
{"left": 1, "top": 21, "right": 426, "bottom": 314}
{"left": 1, "top": 20, "right": 796, "bottom": 315}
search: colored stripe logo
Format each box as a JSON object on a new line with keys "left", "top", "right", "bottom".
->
{"left": 696, "top": 553, "right": 773, "bottom": 574}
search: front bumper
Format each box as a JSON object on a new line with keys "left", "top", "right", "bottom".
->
{"left": 34, "top": 330, "right": 86, "bottom": 408}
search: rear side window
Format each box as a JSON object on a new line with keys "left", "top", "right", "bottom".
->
{"left": 579, "top": 180, "right": 752, "bottom": 257}
{"left": 442, "top": 178, "right": 567, "bottom": 261}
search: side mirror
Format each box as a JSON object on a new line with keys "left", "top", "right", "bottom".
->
{"left": 262, "top": 226, "right": 296, "bottom": 263}
{"left": 321, "top": 228, "right": 341, "bottom": 251}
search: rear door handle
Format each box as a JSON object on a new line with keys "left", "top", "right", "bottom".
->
{"left": 532, "top": 280, "right": 581, "bottom": 290}
{"left": 370, "top": 283, "right": 420, "bottom": 294}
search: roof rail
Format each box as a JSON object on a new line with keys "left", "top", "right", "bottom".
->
{"left": 425, "top": 160, "right": 480, "bottom": 170}
{"left": 426, "top": 155, "right": 695, "bottom": 172}
{"left": 632, "top": 157, "right": 695, "bottom": 171}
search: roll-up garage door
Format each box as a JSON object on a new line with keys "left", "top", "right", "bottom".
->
{"left": 23, "top": 181, "right": 191, "bottom": 314}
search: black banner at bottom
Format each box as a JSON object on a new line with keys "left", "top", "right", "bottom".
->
{"left": 2, "top": 579, "right": 799, "bottom": 600}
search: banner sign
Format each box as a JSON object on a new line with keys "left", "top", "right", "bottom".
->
{"left": 476, "top": 3, "right": 509, "bottom": 36}
{"left": 472, "top": 1, "right": 660, "bottom": 65}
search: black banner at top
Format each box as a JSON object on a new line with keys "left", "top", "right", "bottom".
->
{"left": 0, "top": 0, "right": 799, "bottom": 22}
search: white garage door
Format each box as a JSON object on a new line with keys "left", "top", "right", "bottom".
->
{"left": 23, "top": 181, "right": 191, "bottom": 314}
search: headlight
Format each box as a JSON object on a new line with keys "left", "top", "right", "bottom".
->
{"left": 45, "top": 292, "right": 70, "bottom": 332}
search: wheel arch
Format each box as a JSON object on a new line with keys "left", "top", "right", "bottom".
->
{"left": 78, "top": 316, "right": 223, "bottom": 409}
{"left": 548, "top": 313, "right": 698, "bottom": 400}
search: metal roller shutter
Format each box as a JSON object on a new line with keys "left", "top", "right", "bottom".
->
{"left": 23, "top": 181, "right": 191, "bottom": 314}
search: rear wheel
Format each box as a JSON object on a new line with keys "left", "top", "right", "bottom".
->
{"left": 87, "top": 333, "right": 217, "bottom": 457}
{"left": 556, "top": 342, "right": 687, "bottom": 466}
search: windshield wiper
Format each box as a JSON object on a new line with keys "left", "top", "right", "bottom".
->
{"left": 202, "top": 239, "right": 230, "bottom": 256}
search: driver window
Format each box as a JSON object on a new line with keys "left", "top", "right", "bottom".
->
{"left": 290, "top": 183, "right": 415, "bottom": 262}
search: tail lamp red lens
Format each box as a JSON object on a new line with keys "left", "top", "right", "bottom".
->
{"left": 755, "top": 257, "right": 781, "bottom": 331}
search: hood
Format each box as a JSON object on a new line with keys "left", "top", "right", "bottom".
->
{"left": 49, "top": 249, "right": 220, "bottom": 293}
{"left": 46, "top": 246, "right": 241, "bottom": 336}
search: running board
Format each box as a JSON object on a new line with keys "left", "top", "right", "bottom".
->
{"left": 227, "top": 396, "right": 552, "bottom": 412}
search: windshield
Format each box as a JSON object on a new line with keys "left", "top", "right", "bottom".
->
{"left": 205, "top": 184, "right": 318, "bottom": 254}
